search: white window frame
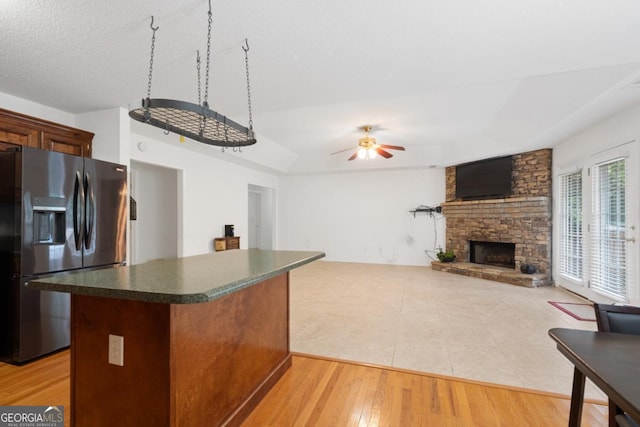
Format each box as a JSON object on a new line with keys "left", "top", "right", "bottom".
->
{"left": 554, "top": 139, "right": 639, "bottom": 306}
{"left": 589, "top": 157, "right": 629, "bottom": 301}
{"left": 558, "top": 170, "right": 584, "bottom": 284}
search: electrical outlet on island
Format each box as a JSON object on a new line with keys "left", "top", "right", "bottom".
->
{"left": 108, "top": 334, "right": 124, "bottom": 366}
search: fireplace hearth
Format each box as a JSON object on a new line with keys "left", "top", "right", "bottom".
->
{"left": 470, "top": 241, "right": 515, "bottom": 269}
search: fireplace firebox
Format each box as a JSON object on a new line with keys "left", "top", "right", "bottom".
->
{"left": 469, "top": 241, "right": 515, "bottom": 269}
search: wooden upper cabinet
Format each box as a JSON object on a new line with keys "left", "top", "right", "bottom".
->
{"left": 41, "top": 131, "right": 92, "bottom": 157}
{"left": 0, "top": 117, "right": 40, "bottom": 152}
{"left": 0, "top": 108, "right": 93, "bottom": 157}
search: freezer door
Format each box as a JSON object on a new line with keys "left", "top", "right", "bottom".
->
{"left": 83, "top": 158, "right": 127, "bottom": 267}
{"left": 21, "top": 148, "right": 84, "bottom": 275}
{"left": 0, "top": 276, "right": 70, "bottom": 364}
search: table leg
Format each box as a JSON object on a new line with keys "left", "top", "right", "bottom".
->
{"left": 569, "top": 367, "right": 586, "bottom": 427}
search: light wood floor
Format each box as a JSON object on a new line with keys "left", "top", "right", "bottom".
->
{"left": 0, "top": 350, "right": 607, "bottom": 426}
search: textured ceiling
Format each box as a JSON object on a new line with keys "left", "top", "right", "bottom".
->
{"left": 2, "top": 0, "right": 640, "bottom": 173}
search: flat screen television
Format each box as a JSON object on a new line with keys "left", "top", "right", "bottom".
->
{"left": 455, "top": 155, "right": 513, "bottom": 200}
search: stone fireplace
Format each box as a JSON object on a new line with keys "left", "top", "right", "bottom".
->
{"left": 432, "top": 149, "right": 552, "bottom": 287}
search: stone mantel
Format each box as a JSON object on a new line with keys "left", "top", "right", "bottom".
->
{"left": 442, "top": 195, "right": 549, "bottom": 207}
{"left": 441, "top": 196, "right": 551, "bottom": 219}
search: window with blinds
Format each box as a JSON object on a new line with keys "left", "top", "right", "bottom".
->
{"left": 559, "top": 171, "right": 583, "bottom": 281}
{"left": 590, "top": 158, "right": 627, "bottom": 299}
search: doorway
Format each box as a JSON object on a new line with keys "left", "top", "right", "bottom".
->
{"left": 130, "top": 161, "right": 180, "bottom": 264}
{"left": 557, "top": 141, "right": 638, "bottom": 304}
{"left": 248, "top": 184, "right": 274, "bottom": 250}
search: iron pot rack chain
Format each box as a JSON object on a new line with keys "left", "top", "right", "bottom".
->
{"left": 129, "top": 4, "right": 257, "bottom": 149}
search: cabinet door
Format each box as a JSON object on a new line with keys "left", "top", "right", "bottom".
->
{"left": 41, "top": 132, "right": 92, "bottom": 157}
{"left": 0, "top": 120, "right": 39, "bottom": 152}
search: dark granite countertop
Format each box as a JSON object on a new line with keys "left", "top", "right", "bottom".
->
{"left": 28, "top": 249, "right": 325, "bottom": 304}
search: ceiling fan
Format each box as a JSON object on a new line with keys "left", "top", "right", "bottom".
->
{"left": 331, "top": 125, "right": 405, "bottom": 160}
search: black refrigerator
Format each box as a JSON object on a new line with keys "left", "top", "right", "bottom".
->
{"left": 0, "top": 147, "right": 127, "bottom": 364}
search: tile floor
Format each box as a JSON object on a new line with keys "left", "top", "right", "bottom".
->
{"left": 290, "top": 260, "right": 605, "bottom": 400}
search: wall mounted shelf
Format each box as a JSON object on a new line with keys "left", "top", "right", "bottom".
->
{"left": 409, "top": 206, "right": 442, "bottom": 217}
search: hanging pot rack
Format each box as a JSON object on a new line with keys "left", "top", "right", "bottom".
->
{"left": 128, "top": 97, "right": 255, "bottom": 148}
{"left": 128, "top": 2, "right": 256, "bottom": 150}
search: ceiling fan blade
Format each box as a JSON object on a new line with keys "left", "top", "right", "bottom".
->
{"left": 347, "top": 151, "right": 358, "bottom": 161}
{"left": 330, "top": 147, "right": 355, "bottom": 155}
{"left": 378, "top": 144, "right": 405, "bottom": 151}
{"left": 376, "top": 148, "right": 393, "bottom": 159}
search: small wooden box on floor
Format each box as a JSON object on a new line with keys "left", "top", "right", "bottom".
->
{"left": 214, "top": 236, "right": 240, "bottom": 251}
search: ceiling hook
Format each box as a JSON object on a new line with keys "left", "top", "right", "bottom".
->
{"left": 242, "top": 38, "right": 249, "bottom": 53}
{"left": 150, "top": 16, "right": 159, "bottom": 31}
{"left": 208, "top": 0, "right": 212, "bottom": 15}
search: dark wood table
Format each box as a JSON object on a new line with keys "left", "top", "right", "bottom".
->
{"left": 549, "top": 328, "right": 640, "bottom": 427}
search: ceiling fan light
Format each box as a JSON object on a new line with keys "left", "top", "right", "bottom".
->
{"left": 331, "top": 125, "right": 405, "bottom": 162}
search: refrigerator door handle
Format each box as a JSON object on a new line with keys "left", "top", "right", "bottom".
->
{"left": 84, "top": 172, "right": 94, "bottom": 250}
{"left": 73, "top": 171, "right": 85, "bottom": 250}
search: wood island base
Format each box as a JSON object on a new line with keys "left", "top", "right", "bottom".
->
{"left": 71, "top": 273, "right": 290, "bottom": 426}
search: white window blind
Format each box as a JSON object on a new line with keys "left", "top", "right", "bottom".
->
{"left": 590, "top": 158, "right": 627, "bottom": 299}
{"left": 559, "top": 171, "right": 583, "bottom": 280}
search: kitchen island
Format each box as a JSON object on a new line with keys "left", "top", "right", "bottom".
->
{"left": 29, "top": 249, "right": 324, "bottom": 427}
